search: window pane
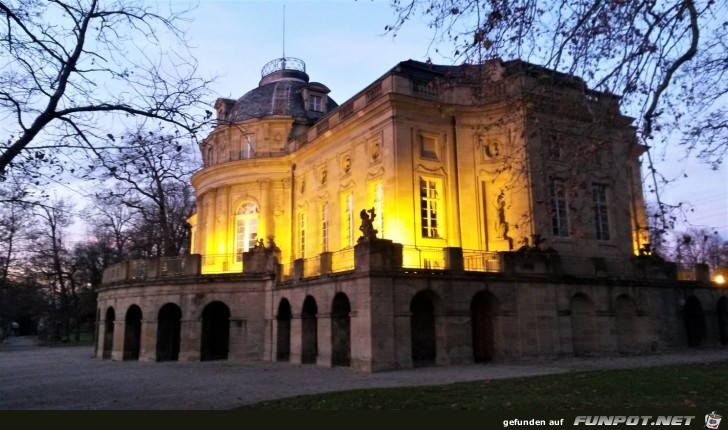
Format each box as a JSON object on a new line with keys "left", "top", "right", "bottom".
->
{"left": 550, "top": 178, "right": 569, "bottom": 237}
{"left": 593, "top": 184, "right": 610, "bottom": 241}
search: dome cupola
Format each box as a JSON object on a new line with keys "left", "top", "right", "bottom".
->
{"left": 221, "top": 57, "right": 337, "bottom": 128}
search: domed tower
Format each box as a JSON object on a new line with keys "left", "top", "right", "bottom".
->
{"left": 189, "top": 58, "right": 337, "bottom": 273}
{"left": 205, "top": 57, "right": 337, "bottom": 164}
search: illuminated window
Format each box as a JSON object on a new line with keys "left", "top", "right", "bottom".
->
{"left": 321, "top": 204, "right": 329, "bottom": 253}
{"left": 310, "top": 95, "right": 323, "bottom": 112}
{"left": 235, "top": 202, "right": 258, "bottom": 262}
{"left": 420, "top": 178, "right": 441, "bottom": 238}
{"left": 370, "top": 182, "right": 383, "bottom": 237}
{"left": 549, "top": 177, "right": 569, "bottom": 238}
{"left": 592, "top": 183, "right": 610, "bottom": 241}
{"left": 240, "top": 134, "right": 256, "bottom": 159}
{"left": 342, "top": 191, "right": 354, "bottom": 248}
{"left": 298, "top": 211, "right": 306, "bottom": 258}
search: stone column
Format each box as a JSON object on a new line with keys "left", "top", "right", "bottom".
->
{"left": 218, "top": 186, "right": 230, "bottom": 268}
{"left": 227, "top": 318, "right": 245, "bottom": 360}
{"left": 354, "top": 239, "right": 403, "bottom": 272}
{"left": 265, "top": 316, "right": 276, "bottom": 362}
{"left": 293, "top": 259, "right": 304, "bottom": 281}
{"left": 320, "top": 252, "right": 333, "bottom": 275}
{"left": 203, "top": 189, "right": 217, "bottom": 257}
{"left": 110, "top": 320, "right": 126, "bottom": 361}
{"left": 139, "top": 320, "right": 158, "bottom": 362}
{"left": 444, "top": 247, "right": 464, "bottom": 272}
{"left": 316, "top": 313, "right": 332, "bottom": 368}
{"left": 438, "top": 311, "right": 473, "bottom": 366}
{"left": 178, "top": 319, "right": 201, "bottom": 361}
{"left": 695, "top": 263, "right": 710, "bottom": 283}
{"left": 184, "top": 254, "right": 202, "bottom": 275}
{"left": 289, "top": 314, "right": 303, "bottom": 364}
{"left": 394, "top": 312, "right": 413, "bottom": 369}
{"left": 259, "top": 178, "right": 273, "bottom": 238}
{"left": 94, "top": 321, "right": 103, "bottom": 359}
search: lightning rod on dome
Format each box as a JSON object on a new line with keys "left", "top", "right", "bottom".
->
{"left": 282, "top": 3, "right": 286, "bottom": 65}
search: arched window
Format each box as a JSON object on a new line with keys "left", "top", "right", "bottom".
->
{"left": 235, "top": 202, "right": 258, "bottom": 262}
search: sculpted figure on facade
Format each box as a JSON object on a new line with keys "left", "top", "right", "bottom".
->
{"left": 358, "top": 207, "right": 378, "bottom": 242}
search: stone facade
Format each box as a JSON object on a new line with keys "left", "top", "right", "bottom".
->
{"left": 96, "top": 57, "right": 727, "bottom": 372}
{"left": 97, "top": 240, "right": 727, "bottom": 372}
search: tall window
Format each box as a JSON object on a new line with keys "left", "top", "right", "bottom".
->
{"left": 420, "top": 178, "right": 441, "bottom": 238}
{"left": 310, "top": 95, "right": 323, "bottom": 112}
{"left": 592, "top": 183, "right": 610, "bottom": 241}
{"left": 321, "top": 204, "right": 329, "bottom": 253}
{"left": 235, "top": 202, "right": 258, "bottom": 262}
{"left": 342, "top": 192, "right": 354, "bottom": 248}
{"left": 549, "top": 177, "right": 569, "bottom": 237}
{"left": 371, "top": 182, "right": 383, "bottom": 237}
{"left": 240, "top": 134, "right": 256, "bottom": 159}
{"left": 298, "top": 212, "right": 306, "bottom": 259}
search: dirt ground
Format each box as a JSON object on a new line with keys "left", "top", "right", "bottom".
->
{"left": 1, "top": 335, "right": 726, "bottom": 410}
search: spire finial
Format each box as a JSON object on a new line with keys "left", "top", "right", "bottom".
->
{"left": 282, "top": 3, "right": 286, "bottom": 59}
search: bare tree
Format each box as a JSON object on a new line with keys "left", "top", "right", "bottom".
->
{"left": 0, "top": 174, "right": 36, "bottom": 338}
{"left": 386, "top": 0, "right": 727, "bottom": 166}
{"left": 0, "top": 185, "right": 31, "bottom": 287}
{"left": 673, "top": 228, "right": 727, "bottom": 268}
{"left": 91, "top": 129, "right": 197, "bottom": 258}
{"left": 31, "top": 198, "right": 74, "bottom": 340}
{"left": 0, "top": 0, "right": 213, "bottom": 181}
{"left": 85, "top": 190, "right": 136, "bottom": 262}
{"left": 67, "top": 239, "right": 109, "bottom": 340}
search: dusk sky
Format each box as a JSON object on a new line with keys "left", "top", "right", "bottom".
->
{"left": 57, "top": 0, "right": 726, "bottom": 241}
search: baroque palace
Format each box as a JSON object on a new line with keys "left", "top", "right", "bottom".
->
{"left": 97, "top": 57, "right": 727, "bottom": 371}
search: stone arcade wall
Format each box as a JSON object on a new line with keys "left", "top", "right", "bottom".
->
{"left": 96, "top": 273, "right": 272, "bottom": 362}
{"left": 97, "top": 241, "right": 728, "bottom": 372}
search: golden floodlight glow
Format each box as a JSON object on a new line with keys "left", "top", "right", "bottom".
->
{"left": 716, "top": 274, "right": 725, "bottom": 285}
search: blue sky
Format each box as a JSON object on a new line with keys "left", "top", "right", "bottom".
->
{"left": 184, "top": 0, "right": 438, "bottom": 103}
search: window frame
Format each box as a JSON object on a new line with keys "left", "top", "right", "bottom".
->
{"left": 321, "top": 203, "right": 329, "bottom": 253}
{"left": 342, "top": 191, "right": 354, "bottom": 248}
{"left": 240, "top": 134, "right": 256, "bottom": 159}
{"left": 298, "top": 211, "right": 306, "bottom": 259}
{"left": 419, "top": 177, "right": 442, "bottom": 239}
{"left": 592, "top": 183, "right": 611, "bottom": 241}
{"left": 310, "top": 94, "right": 323, "bottom": 112}
{"left": 235, "top": 202, "right": 259, "bottom": 262}
{"left": 547, "top": 134, "right": 561, "bottom": 159}
{"left": 549, "top": 177, "right": 570, "bottom": 238}
{"left": 370, "top": 182, "right": 384, "bottom": 237}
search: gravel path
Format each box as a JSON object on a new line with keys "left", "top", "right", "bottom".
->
{"left": 1, "top": 336, "right": 726, "bottom": 410}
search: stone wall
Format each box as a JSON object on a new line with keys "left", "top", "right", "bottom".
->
{"left": 96, "top": 241, "right": 728, "bottom": 372}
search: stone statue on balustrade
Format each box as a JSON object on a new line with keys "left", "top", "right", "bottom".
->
{"left": 358, "top": 207, "right": 379, "bottom": 243}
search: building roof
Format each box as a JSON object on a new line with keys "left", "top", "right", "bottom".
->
{"left": 225, "top": 57, "right": 338, "bottom": 124}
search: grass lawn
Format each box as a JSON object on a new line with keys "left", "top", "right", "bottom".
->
{"left": 239, "top": 360, "right": 728, "bottom": 411}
